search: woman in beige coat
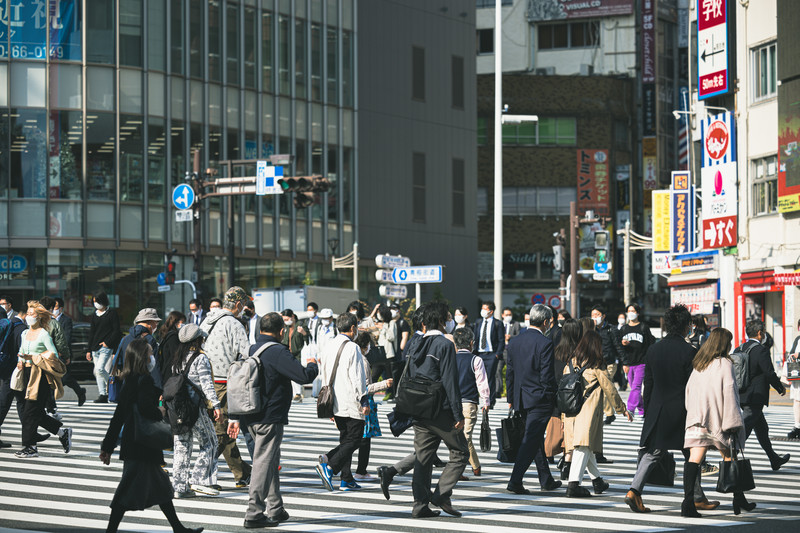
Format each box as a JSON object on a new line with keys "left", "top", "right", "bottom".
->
{"left": 683, "top": 327, "right": 754, "bottom": 517}
{"left": 563, "top": 330, "right": 632, "bottom": 497}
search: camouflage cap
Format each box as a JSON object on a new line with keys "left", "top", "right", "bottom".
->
{"left": 223, "top": 286, "right": 249, "bottom": 305}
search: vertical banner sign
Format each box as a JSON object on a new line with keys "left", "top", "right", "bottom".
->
{"left": 697, "top": 0, "right": 729, "bottom": 99}
{"left": 671, "top": 171, "right": 694, "bottom": 254}
{"left": 643, "top": 137, "right": 658, "bottom": 190}
{"left": 652, "top": 191, "right": 671, "bottom": 253}
{"left": 678, "top": 87, "right": 690, "bottom": 169}
{"left": 700, "top": 111, "right": 737, "bottom": 248}
{"left": 576, "top": 149, "right": 610, "bottom": 217}
{"left": 778, "top": 78, "right": 800, "bottom": 212}
{"left": 642, "top": 0, "right": 655, "bottom": 84}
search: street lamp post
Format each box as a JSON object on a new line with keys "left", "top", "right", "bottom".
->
{"left": 493, "top": 0, "right": 503, "bottom": 316}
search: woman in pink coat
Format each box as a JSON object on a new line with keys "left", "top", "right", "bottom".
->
{"left": 683, "top": 328, "right": 755, "bottom": 517}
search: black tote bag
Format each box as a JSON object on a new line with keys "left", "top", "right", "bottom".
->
{"left": 716, "top": 446, "right": 755, "bottom": 493}
{"left": 133, "top": 404, "right": 173, "bottom": 450}
{"left": 500, "top": 409, "right": 525, "bottom": 454}
{"left": 479, "top": 408, "right": 491, "bottom": 452}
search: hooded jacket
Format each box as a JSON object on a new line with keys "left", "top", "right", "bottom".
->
{"left": 200, "top": 308, "right": 251, "bottom": 382}
{"left": 407, "top": 331, "right": 463, "bottom": 422}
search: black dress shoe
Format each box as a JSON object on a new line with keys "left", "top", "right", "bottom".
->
{"left": 595, "top": 453, "right": 613, "bottom": 464}
{"left": 431, "top": 498, "right": 462, "bottom": 518}
{"left": 542, "top": 479, "right": 562, "bottom": 491}
{"left": 93, "top": 394, "right": 108, "bottom": 404}
{"left": 77, "top": 388, "right": 87, "bottom": 407}
{"left": 412, "top": 505, "right": 441, "bottom": 518}
{"left": 432, "top": 457, "right": 446, "bottom": 468}
{"left": 377, "top": 466, "right": 393, "bottom": 500}
{"left": 268, "top": 509, "right": 290, "bottom": 523}
{"left": 0, "top": 439, "right": 11, "bottom": 448}
{"left": 770, "top": 453, "right": 790, "bottom": 471}
{"left": 506, "top": 483, "right": 531, "bottom": 495}
{"left": 244, "top": 516, "right": 278, "bottom": 528}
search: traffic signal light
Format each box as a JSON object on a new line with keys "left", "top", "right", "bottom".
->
{"left": 552, "top": 244, "right": 565, "bottom": 273}
{"left": 165, "top": 261, "right": 176, "bottom": 284}
{"left": 594, "top": 230, "right": 610, "bottom": 264}
{"left": 277, "top": 175, "right": 331, "bottom": 209}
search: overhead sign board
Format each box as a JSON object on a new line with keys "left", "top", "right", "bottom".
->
{"left": 697, "top": 0, "right": 730, "bottom": 99}
{"left": 391, "top": 265, "right": 442, "bottom": 284}
{"left": 375, "top": 254, "right": 411, "bottom": 269}
{"left": 172, "top": 184, "right": 195, "bottom": 210}
{"left": 256, "top": 163, "right": 284, "bottom": 196}
{"left": 379, "top": 284, "right": 408, "bottom": 299}
{"left": 701, "top": 112, "right": 738, "bottom": 249}
{"left": 527, "top": 0, "right": 633, "bottom": 21}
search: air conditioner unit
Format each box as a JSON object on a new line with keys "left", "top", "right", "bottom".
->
{"left": 579, "top": 64, "right": 594, "bottom": 76}
{"left": 534, "top": 67, "right": 555, "bottom": 75}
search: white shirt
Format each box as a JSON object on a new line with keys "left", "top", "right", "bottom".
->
{"left": 248, "top": 314, "right": 260, "bottom": 345}
{"left": 478, "top": 318, "right": 494, "bottom": 353}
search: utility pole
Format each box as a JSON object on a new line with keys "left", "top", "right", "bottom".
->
{"left": 559, "top": 227, "right": 567, "bottom": 309}
{"left": 624, "top": 219, "right": 632, "bottom": 305}
{"left": 569, "top": 201, "right": 578, "bottom": 317}
{"left": 191, "top": 150, "right": 203, "bottom": 291}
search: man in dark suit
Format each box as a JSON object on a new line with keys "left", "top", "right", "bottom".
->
{"left": 188, "top": 298, "right": 206, "bottom": 325}
{"left": 624, "top": 305, "right": 717, "bottom": 513}
{"left": 473, "top": 301, "right": 505, "bottom": 406}
{"left": 505, "top": 304, "right": 561, "bottom": 494}
{"left": 738, "top": 319, "right": 789, "bottom": 470}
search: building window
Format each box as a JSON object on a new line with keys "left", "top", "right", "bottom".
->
{"left": 477, "top": 187, "right": 575, "bottom": 216}
{"left": 452, "top": 158, "right": 465, "bottom": 227}
{"left": 478, "top": 117, "right": 488, "bottom": 145}
{"left": 538, "top": 21, "right": 600, "bottom": 50}
{"left": 412, "top": 46, "right": 425, "bottom": 101}
{"left": 476, "top": 29, "right": 493, "bottom": 55}
{"left": 477, "top": 0, "right": 513, "bottom": 7}
{"left": 752, "top": 155, "right": 778, "bottom": 215}
{"left": 452, "top": 55, "right": 464, "bottom": 109}
{"left": 412, "top": 152, "right": 426, "bottom": 222}
{"left": 502, "top": 117, "right": 576, "bottom": 145}
{"left": 753, "top": 42, "right": 777, "bottom": 100}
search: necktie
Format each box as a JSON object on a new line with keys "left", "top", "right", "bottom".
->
{"left": 195, "top": 314, "right": 201, "bottom": 325}
{"left": 480, "top": 319, "right": 488, "bottom": 350}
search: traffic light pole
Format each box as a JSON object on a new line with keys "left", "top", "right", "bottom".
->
{"left": 192, "top": 150, "right": 203, "bottom": 290}
{"left": 569, "top": 201, "right": 578, "bottom": 317}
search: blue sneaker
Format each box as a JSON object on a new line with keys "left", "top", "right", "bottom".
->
{"left": 339, "top": 480, "right": 362, "bottom": 492}
{"left": 316, "top": 463, "right": 334, "bottom": 491}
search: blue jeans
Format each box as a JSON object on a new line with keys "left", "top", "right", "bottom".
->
{"left": 93, "top": 346, "right": 113, "bottom": 395}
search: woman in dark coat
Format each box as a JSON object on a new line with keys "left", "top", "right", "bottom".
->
{"left": 624, "top": 305, "right": 718, "bottom": 514}
{"left": 156, "top": 310, "right": 186, "bottom": 380}
{"left": 100, "top": 339, "right": 203, "bottom": 533}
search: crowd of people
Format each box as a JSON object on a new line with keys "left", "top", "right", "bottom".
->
{"left": 0, "top": 289, "right": 796, "bottom": 530}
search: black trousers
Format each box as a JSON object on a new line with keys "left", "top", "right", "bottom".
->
{"left": 0, "top": 377, "right": 25, "bottom": 438}
{"left": 742, "top": 404, "right": 778, "bottom": 459}
{"left": 22, "top": 369, "right": 62, "bottom": 447}
{"left": 509, "top": 405, "right": 554, "bottom": 487}
{"left": 326, "top": 416, "right": 365, "bottom": 482}
{"left": 389, "top": 358, "right": 405, "bottom": 396}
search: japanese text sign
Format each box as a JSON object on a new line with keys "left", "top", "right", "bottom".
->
{"left": 671, "top": 171, "right": 694, "bottom": 254}
{"left": 701, "top": 112, "right": 738, "bottom": 249}
{"left": 697, "top": 0, "right": 730, "bottom": 99}
{"left": 576, "top": 149, "right": 610, "bottom": 217}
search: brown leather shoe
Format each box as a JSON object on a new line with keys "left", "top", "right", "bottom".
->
{"left": 458, "top": 475, "right": 469, "bottom": 481}
{"left": 624, "top": 490, "right": 651, "bottom": 513}
{"left": 694, "top": 499, "right": 720, "bottom": 511}
{"left": 472, "top": 467, "right": 481, "bottom": 476}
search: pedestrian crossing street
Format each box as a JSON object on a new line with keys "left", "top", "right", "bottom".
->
{"left": 1, "top": 396, "right": 799, "bottom": 533}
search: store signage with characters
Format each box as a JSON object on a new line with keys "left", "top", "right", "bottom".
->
{"left": 671, "top": 282, "right": 718, "bottom": 315}
{"left": 0, "top": 0, "right": 82, "bottom": 61}
{"left": 0, "top": 254, "right": 31, "bottom": 280}
{"left": 700, "top": 112, "right": 738, "bottom": 249}
{"left": 576, "top": 149, "right": 610, "bottom": 217}
{"left": 696, "top": 0, "right": 730, "bottom": 100}
{"left": 778, "top": 77, "right": 800, "bottom": 212}
{"left": 671, "top": 171, "right": 694, "bottom": 254}
{"left": 774, "top": 272, "right": 800, "bottom": 287}
{"left": 526, "top": 0, "right": 633, "bottom": 21}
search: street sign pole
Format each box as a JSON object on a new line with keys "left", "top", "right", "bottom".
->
{"left": 416, "top": 283, "right": 421, "bottom": 309}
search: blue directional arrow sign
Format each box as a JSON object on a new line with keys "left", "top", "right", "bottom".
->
{"left": 594, "top": 262, "right": 609, "bottom": 274}
{"left": 391, "top": 265, "right": 443, "bottom": 284}
{"left": 172, "top": 184, "right": 195, "bottom": 210}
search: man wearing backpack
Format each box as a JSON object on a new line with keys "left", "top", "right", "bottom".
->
{"left": 736, "top": 319, "right": 789, "bottom": 470}
{"left": 227, "top": 312, "right": 318, "bottom": 528}
{"left": 200, "top": 286, "right": 253, "bottom": 488}
{"left": 506, "top": 303, "right": 562, "bottom": 495}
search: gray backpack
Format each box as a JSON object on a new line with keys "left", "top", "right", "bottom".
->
{"left": 227, "top": 342, "right": 277, "bottom": 416}
{"left": 731, "top": 341, "right": 757, "bottom": 392}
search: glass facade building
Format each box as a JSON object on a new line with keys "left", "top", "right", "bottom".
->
{"left": 0, "top": 0, "right": 357, "bottom": 324}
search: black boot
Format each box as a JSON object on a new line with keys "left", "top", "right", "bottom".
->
{"left": 566, "top": 481, "right": 591, "bottom": 498}
{"left": 681, "top": 462, "right": 702, "bottom": 518}
{"left": 732, "top": 491, "right": 756, "bottom": 515}
{"left": 591, "top": 477, "right": 609, "bottom": 494}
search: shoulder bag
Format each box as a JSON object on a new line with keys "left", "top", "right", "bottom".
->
{"left": 133, "top": 403, "right": 173, "bottom": 450}
{"left": 716, "top": 440, "right": 755, "bottom": 493}
{"left": 317, "top": 340, "right": 348, "bottom": 419}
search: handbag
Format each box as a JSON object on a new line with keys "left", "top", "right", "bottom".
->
{"left": 500, "top": 409, "right": 525, "bottom": 454}
{"left": 394, "top": 352, "right": 444, "bottom": 420}
{"left": 786, "top": 360, "right": 800, "bottom": 381}
{"left": 386, "top": 408, "right": 414, "bottom": 437}
{"left": 636, "top": 448, "right": 676, "bottom": 486}
{"left": 716, "top": 444, "right": 755, "bottom": 493}
{"left": 495, "top": 427, "right": 516, "bottom": 463}
{"left": 10, "top": 367, "right": 24, "bottom": 391}
{"left": 366, "top": 344, "right": 387, "bottom": 365}
{"left": 544, "top": 415, "right": 564, "bottom": 457}
{"left": 317, "top": 340, "right": 348, "bottom": 419}
{"left": 479, "top": 408, "right": 492, "bottom": 452}
{"left": 132, "top": 403, "right": 173, "bottom": 450}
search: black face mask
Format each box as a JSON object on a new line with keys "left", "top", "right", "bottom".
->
{"left": 243, "top": 310, "right": 253, "bottom": 320}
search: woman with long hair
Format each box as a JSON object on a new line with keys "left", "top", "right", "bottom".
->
{"left": 100, "top": 339, "right": 203, "bottom": 533}
{"left": 169, "top": 324, "right": 222, "bottom": 498}
{"left": 14, "top": 301, "right": 73, "bottom": 458}
{"left": 157, "top": 311, "right": 186, "bottom": 380}
{"left": 683, "top": 328, "right": 754, "bottom": 517}
{"left": 562, "top": 330, "right": 632, "bottom": 497}
{"left": 552, "top": 319, "right": 583, "bottom": 479}
{"left": 620, "top": 303, "right": 654, "bottom": 416}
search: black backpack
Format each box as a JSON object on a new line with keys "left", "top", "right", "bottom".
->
{"left": 731, "top": 341, "right": 757, "bottom": 392}
{"left": 162, "top": 352, "right": 205, "bottom": 435}
{"left": 556, "top": 361, "right": 598, "bottom": 416}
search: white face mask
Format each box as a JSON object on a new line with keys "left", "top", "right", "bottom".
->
{"left": 147, "top": 354, "right": 156, "bottom": 372}
{"left": 350, "top": 311, "right": 358, "bottom": 317}
{"left": 523, "top": 320, "right": 530, "bottom": 328}
{"left": 284, "top": 319, "right": 293, "bottom": 327}
{"left": 322, "top": 318, "right": 331, "bottom": 326}
{"left": 593, "top": 316, "right": 603, "bottom": 326}
{"left": 445, "top": 319, "right": 456, "bottom": 334}
{"left": 25, "top": 315, "right": 37, "bottom": 327}
{"left": 362, "top": 344, "right": 371, "bottom": 357}
{"left": 94, "top": 302, "right": 104, "bottom": 310}
{"left": 308, "top": 310, "right": 317, "bottom": 318}
{"left": 618, "top": 317, "right": 626, "bottom": 326}
{"left": 52, "top": 308, "right": 62, "bottom": 318}
{"left": 503, "top": 315, "right": 512, "bottom": 324}
{"left": 454, "top": 314, "right": 465, "bottom": 324}
{"left": 480, "top": 309, "right": 491, "bottom": 319}
{"left": 627, "top": 312, "right": 638, "bottom": 322}
{"left": 390, "top": 309, "right": 398, "bottom": 318}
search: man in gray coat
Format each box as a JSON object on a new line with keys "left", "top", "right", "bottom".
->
{"left": 624, "top": 305, "right": 718, "bottom": 513}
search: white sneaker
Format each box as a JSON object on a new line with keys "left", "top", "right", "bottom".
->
{"left": 51, "top": 411, "right": 63, "bottom": 421}
{"left": 353, "top": 473, "right": 378, "bottom": 482}
{"left": 191, "top": 484, "right": 220, "bottom": 496}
